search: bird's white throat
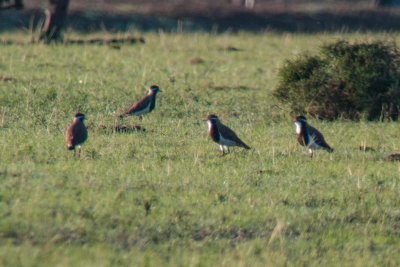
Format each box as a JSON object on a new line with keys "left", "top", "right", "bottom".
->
{"left": 295, "top": 122, "right": 302, "bottom": 134}
{"left": 207, "top": 121, "right": 212, "bottom": 131}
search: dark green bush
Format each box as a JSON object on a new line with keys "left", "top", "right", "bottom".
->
{"left": 274, "top": 40, "right": 400, "bottom": 120}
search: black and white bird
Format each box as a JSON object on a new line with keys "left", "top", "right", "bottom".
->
{"left": 294, "top": 115, "right": 333, "bottom": 158}
{"left": 66, "top": 113, "right": 88, "bottom": 157}
{"left": 207, "top": 114, "right": 250, "bottom": 155}
{"left": 120, "top": 85, "right": 161, "bottom": 119}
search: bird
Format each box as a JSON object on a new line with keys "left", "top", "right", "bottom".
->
{"left": 119, "top": 85, "right": 162, "bottom": 119}
{"left": 294, "top": 115, "right": 333, "bottom": 158}
{"left": 65, "top": 113, "right": 88, "bottom": 157}
{"left": 206, "top": 114, "right": 250, "bottom": 155}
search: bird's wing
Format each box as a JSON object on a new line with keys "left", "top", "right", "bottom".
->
{"left": 125, "top": 94, "right": 151, "bottom": 115}
{"left": 66, "top": 122, "right": 87, "bottom": 147}
{"left": 65, "top": 124, "right": 75, "bottom": 147}
{"left": 308, "top": 125, "right": 332, "bottom": 150}
{"left": 218, "top": 123, "right": 251, "bottom": 149}
{"left": 74, "top": 122, "right": 88, "bottom": 145}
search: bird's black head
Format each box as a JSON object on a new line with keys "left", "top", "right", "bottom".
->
{"left": 150, "top": 85, "right": 161, "bottom": 94}
{"left": 295, "top": 115, "right": 307, "bottom": 123}
{"left": 75, "top": 113, "right": 85, "bottom": 121}
{"left": 207, "top": 114, "right": 219, "bottom": 123}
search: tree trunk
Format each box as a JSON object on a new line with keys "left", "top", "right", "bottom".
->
{"left": 244, "top": 0, "right": 255, "bottom": 9}
{"left": 40, "top": 0, "right": 70, "bottom": 43}
{"left": 231, "top": 0, "right": 255, "bottom": 9}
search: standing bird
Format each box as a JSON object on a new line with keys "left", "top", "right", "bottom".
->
{"left": 294, "top": 115, "right": 333, "bottom": 158}
{"left": 119, "top": 85, "right": 162, "bottom": 119}
{"left": 65, "top": 113, "right": 88, "bottom": 157}
{"left": 207, "top": 114, "right": 251, "bottom": 155}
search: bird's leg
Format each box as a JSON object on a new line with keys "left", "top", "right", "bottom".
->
{"left": 226, "top": 146, "right": 230, "bottom": 154}
{"left": 309, "top": 149, "right": 314, "bottom": 158}
{"left": 220, "top": 145, "right": 226, "bottom": 156}
{"left": 139, "top": 115, "right": 143, "bottom": 121}
{"left": 77, "top": 147, "right": 81, "bottom": 158}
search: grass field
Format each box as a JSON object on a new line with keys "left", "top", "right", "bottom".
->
{"left": 1, "top": 32, "right": 400, "bottom": 266}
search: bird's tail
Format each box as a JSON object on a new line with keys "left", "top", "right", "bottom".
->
{"left": 241, "top": 143, "right": 251, "bottom": 150}
{"left": 325, "top": 147, "right": 334, "bottom": 153}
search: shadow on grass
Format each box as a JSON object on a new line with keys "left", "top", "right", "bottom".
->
{"left": 97, "top": 124, "right": 147, "bottom": 134}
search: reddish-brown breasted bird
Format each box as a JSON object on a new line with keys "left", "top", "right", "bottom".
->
{"left": 119, "top": 85, "right": 161, "bottom": 119}
{"left": 294, "top": 115, "right": 333, "bottom": 158}
{"left": 65, "top": 113, "right": 88, "bottom": 156}
{"left": 207, "top": 114, "right": 250, "bottom": 155}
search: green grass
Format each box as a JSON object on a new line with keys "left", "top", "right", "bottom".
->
{"left": 1, "top": 32, "right": 400, "bottom": 266}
